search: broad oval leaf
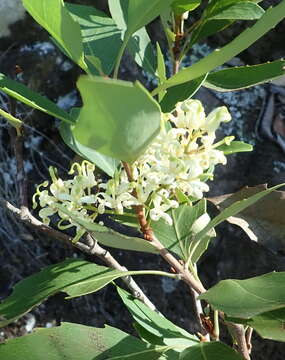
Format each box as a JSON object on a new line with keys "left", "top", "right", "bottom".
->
{"left": 152, "top": 1, "right": 285, "bottom": 94}
{"left": 172, "top": 0, "right": 201, "bottom": 14}
{"left": 0, "top": 73, "right": 73, "bottom": 124}
{"left": 208, "top": 2, "right": 264, "bottom": 21}
{"left": 0, "top": 259, "right": 172, "bottom": 327}
{"left": 0, "top": 322, "right": 163, "bottom": 360}
{"left": 228, "top": 308, "right": 285, "bottom": 342}
{"left": 73, "top": 76, "right": 161, "bottom": 163}
{"left": 152, "top": 200, "right": 213, "bottom": 262}
{"left": 109, "top": 0, "right": 174, "bottom": 38}
{"left": 22, "top": 0, "right": 86, "bottom": 70}
{"left": 180, "top": 342, "right": 244, "bottom": 359}
{"left": 60, "top": 108, "right": 119, "bottom": 177}
{"left": 66, "top": 3, "right": 122, "bottom": 75}
{"left": 128, "top": 27, "right": 157, "bottom": 75}
{"left": 117, "top": 287, "right": 199, "bottom": 348}
{"left": 199, "top": 272, "right": 285, "bottom": 318}
{"left": 204, "top": 60, "right": 285, "bottom": 92}
{"left": 67, "top": 3, "right": 156, "bottom": 76}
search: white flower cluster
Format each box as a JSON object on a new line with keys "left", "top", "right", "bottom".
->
{"left": 33, "top": 161, "right": 98, "bottom": 242}
{"left": 98, "top": 100, "right": 232, "bottom": 225}
{"left": 33, "top": 99, "right": 232, "bottom": 236}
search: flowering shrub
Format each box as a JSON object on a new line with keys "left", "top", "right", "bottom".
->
{"left": 34, "top": 100, "right": 232, "bottom": 236}
{"left": 1, "top": 1, "right": 285, "bottom": 360}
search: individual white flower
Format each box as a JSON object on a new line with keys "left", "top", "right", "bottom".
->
{"left": 204, "top": 106, "right": 231, "bottom": 133}
{"left": 149, "top": 190, "right": 179, "bottom": 225}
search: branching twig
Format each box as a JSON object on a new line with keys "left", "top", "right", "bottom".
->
{"left": 0, "top": 198, "right": 157, "bottom": 311}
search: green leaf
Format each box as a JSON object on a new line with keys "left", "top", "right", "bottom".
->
{"left": 117, "top": 287, "right": 199, "bottom": 349}
{"left": 55, "top": 203, "right": 158, "bottom": 253}
{"left": 216, "top": 141, "right": 253, "bottom": 154}
{"left": 73, "top": 76, "right": 161, "bottom": 163}
{"left": 228, "top": 308, "right": 285, "bottom": 342}
{"left": 152, "top": 1, "right": 285, "bottom": 94}
{"left": 66, "top": 3, "right": 122, "bottom": 75}
{"left": 60, "top": 108, "right": 119, "bottom": 177}
{"left": 180, "top": 342, "right": 244, "bottom": 359}
{"left": 109, "top": 0, "right": 174, "bottom": 38}
{"left": 190, "top": 19, "right": 233, "bottom": 47}
{"left": 134, "top": 322, "right": 166, "bottom": 346}
{"left": 109, "top": 0, "right": 170, "bottom": 76}
{"left": 0, "top": 108, "right": 22, "bottom": 130}
{"left": 0, "top": 258, "right": 174, "bottom": 327}
{"left": 0, "top": 322, "right": 164, "bottom": 360}
{"left": 156, "top": 43, "right": 166, "bottom": 83}
{"left": 156, "top": 42, "right": 167, "bottom": 102}
{"left": 199, "top": 272, "right": 285, "bottom": 319}
{"left": 160, "top": 74, "right": 207, "bottom": 113}
{"left": 204, "top": 60, "right": 285, "bottom": 91}
{"left": 128, "top": 27, "right": 157, "bottom": 75}
{"left": 152, "top": 201, "right": 211, "bottom": 262}
{"left": 0, "top": 73, "right": 73, "bottom": 124}
{"left": 22, "top": 0, "right": 86, "bottom": 71}
{"left": 208, "top": 185, "right": 285, "bottom": 252}
{"left": 172, "top": 0, "right": 201, "bottom": 14}
{"left": 207, "top": 2, "right": 264, "bottom": 20}
{"left": 193, "top": 183, "right": 285, "bottom": 246}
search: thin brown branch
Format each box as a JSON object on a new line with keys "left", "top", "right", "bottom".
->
{"left": 1, "top": 198, "right": 157, "bottom": 311}
{"left": 246, "top": 327, "right": 253, "bottom": 354}
{"left": 227, "top": 322, "right": 251, "bottom": 360}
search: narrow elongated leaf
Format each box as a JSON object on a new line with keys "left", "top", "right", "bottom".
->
{"left": 152, "top": 201, "right": 207, "bottom": 260}
{"left": 156, "top": 43, "right": 166, "bottom": 83}
{"left": 0, "top": 108, "right": 22, "bottom": 130}
{"left": 204, "top": 60, "right": 285, "bottom": 92}
{"left": 199, "top": 272, "right": 285, "bottom": 318}
{"left": 55, "top": 203, "right": 158, "bottom": 254}
{"left": 208, "top": 2, "right": 264, "bottom": 20}
{"left": 160, "top": 74, "right": 207, "bottom": 113}
{"left": 152, "top": 1, "right": 285, "bottom": 94}
{"left": 180, "top": 342, "right": 244, "bottom": 359}
{"left": 60, "top": 108, "right": 119, "bottom": 177}
{"left": 73, "top": 76, "right": 161, "bottom": 163}
{"left": 66, "top": 3, "right": 122, "bottom": 75}
{"left": 156, "top": 42, "right": 166, "bottom": 102}
{"left": 216, "top": 141, "right": 253, "bottom": 154}
{"left": 193, "top": 183, "right": 285, "bottom": 246}
{"left": 0, "top": 322, "right": 163, "bottom": 360}
{"left": 228, "top": 308, "right": 285, "bottom": 342}
{"left": 0, "top": 259, "right": 173, "bottom": 327}
{"left": 22, "top": 0, "right": 86, "bottom": 70}
{"left": 172, "top": 0, "right": 201, "bottom": 14}
{"left": 0, "top": 74, "right": 73, "bottom": 124}
{"left": 208, "top": 185, "right": 285, "bottom": 251}
{"left": 117, "top": 287, "right": 199, "bottom": 348}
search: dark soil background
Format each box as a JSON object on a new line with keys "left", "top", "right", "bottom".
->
{"left": 0, "top": 1, "right": 285, "bottom": 359}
